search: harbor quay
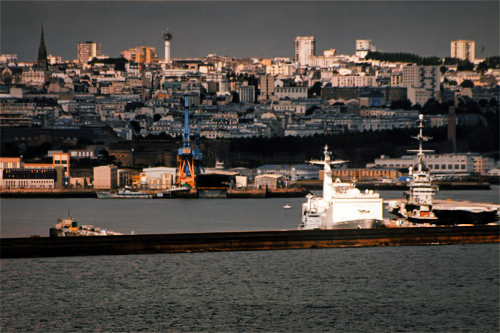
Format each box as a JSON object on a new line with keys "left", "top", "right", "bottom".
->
{"left": 2, "top": 226, "right": 498, "bottom": 259}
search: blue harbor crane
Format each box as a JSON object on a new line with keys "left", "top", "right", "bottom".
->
{"left": 176, "top": 94, "right": 203, "bottom": 188}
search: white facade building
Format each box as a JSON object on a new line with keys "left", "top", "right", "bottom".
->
{"left": 331, "top": 75, "right": 377, "bottom": 87}
{"left": 294, "top": 36, "right": 315, "bottom": 66}
{"left": 370, "top": 153, "right": 478, "bottom": 175}
{"left": 356, "top": 40, "right": 373, "bottom": 59}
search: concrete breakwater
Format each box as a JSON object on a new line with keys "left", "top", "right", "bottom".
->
{"left": 2, "top": 226, "right": 498, "bottom": 259}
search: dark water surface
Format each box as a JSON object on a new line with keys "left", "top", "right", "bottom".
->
{"left": 1, "top": 187, "right": 499, "bottom": 331}
{"left": 1, "top": 186, "right": 498, "bottom": 238}
{"left": 2, "top": 244, "right": 499, "bottom": 332}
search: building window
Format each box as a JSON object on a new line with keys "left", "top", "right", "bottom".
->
{"left": 442, "top": 164, "right": 446, "bottom": 169}
{"left": 435, "top": 165, "right": 439, "bottom": 169}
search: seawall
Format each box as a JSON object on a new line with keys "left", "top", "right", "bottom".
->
{"left": 2, "top": 226, "right": 498, "bottom": 259}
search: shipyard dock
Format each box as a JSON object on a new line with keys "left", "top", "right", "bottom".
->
{"left": 1, "top": 226, "right": 498, "bottom": 259}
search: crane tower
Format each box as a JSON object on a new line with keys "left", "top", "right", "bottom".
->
{"left": 176, "top": 95, "right": 202, "bottom": 188}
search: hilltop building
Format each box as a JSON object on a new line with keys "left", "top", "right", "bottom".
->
{"left": 355, "top": 39, "right": 374, "bottom": 59}
{"left": 78, "top": 41, "right": 101, "bottom": 65}
{"left": 122, "top": 46, "right": 158, "bottom": 65}
{"left": 295, "top": 36, "right": 315, "bottom": 66}
{"left": 451, "top": 40, "right": 475, "bottom": 62}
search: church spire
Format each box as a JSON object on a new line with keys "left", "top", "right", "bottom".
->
{"left": 37, "top": 24, "right": 48, "bottom": 70}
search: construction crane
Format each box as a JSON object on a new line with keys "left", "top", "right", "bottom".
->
{"left": 176, "top": 95, "right": 202, "bottom": 188}
{"left": 193, "top": 117, "right": 204, "bottom": 175}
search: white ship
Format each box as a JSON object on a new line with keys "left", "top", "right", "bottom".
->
{"left": 299, "top": 146, "right": 384, "bottom": 230}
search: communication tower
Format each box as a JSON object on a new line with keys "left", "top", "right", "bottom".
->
{"left": 163, "top": 27, "right": 172, "bottom": 63}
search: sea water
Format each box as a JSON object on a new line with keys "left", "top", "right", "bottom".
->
{"left": 1, "top": 187, "right": 499, "bottom": 331}
{"left": 1, "top": 245, "right": 498, "bottom": 332}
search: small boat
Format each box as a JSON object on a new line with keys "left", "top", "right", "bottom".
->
{"left": 283, "top": 204, "right": 292, "bottom": 209}
{"left": 50, "top": 210, "right": 122, "bottom": 237}
{"left": 97, "top": 189, "right": 150, "bottom": 199}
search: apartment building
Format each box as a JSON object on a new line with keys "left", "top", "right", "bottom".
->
{"left": 78, "top": 41, "right": 102, "bottom": 65}
{"left": 122, "top": 46, "right": 158, "bottom": 65}
{"left": 401, "top": 66, "right": 440, "bottom": 106}
{"left": 294, "top": 36, "right": 315, "bottom": 66}
{"left": 331, "top": 75, "right": 377, "bottom": 87}
{"left": 451, "top": 40, "right": 475, "bottom": 62}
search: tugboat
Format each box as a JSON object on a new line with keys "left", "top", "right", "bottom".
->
{"left": 386, "top": 115, "right": 500, "bottom": 225}
{"left": 299, "top": 146, "right": 384, "bottom": 230}
{"left": 50, "top": 210, "right": 122, "bottom": 237}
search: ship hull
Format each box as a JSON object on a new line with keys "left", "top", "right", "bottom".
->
{"left": 387, "top": 201, "right": 499, "bottom": 226}
{"left": 300, "top": 218, "right": 385, "bottom": 230}
{"left": 433, "top": 209, "right": 499, "bottom": 226}
{"left": 97, "top": 192, "right": 149, "bottom": 199}
{"left": 326, "top": 219, "right": 385, "bottom": 229}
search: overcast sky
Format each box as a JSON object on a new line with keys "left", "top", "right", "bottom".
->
{"left": 2, "top": 1, "right": 499, "bottom": 62}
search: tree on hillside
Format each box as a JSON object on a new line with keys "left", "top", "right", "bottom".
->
{"left": 308, "top": 82, "right": 322, "bottom": 97}
{"left": 460, "top": 80, "right": 474, "bottom": 88}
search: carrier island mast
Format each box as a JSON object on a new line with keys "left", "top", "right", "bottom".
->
{"left": 176, "top": 95, "right": 202, "bottom": 188}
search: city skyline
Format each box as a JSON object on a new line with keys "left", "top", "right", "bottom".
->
{"left": 2, "top": 1, "right": 499, "bottom": 63}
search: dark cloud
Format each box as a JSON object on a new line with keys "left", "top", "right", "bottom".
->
{"left": 2, "top": 1, "right": 498, "bottom": 62}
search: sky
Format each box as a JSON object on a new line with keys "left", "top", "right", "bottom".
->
{"left": 1, "top": 1, "right": 499, "bottom": 63}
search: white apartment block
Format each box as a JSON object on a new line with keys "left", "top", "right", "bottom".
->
{"left": 78, "top": 41, "right": 102, "bottom": 65}
{"left": 356, "top": 40, "right": 373, "bottom": 59}
{"left": 331, "top": 75, "right": 377, "bottom": 87}
{"left": 294, "top": 36, "right": 315, "bottom": 66}
{"left": 451, "top": 40, "right": 475, "bottom": 62}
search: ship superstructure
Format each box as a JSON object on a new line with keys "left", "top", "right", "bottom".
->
{"left": 299, "top": 146, "right": 384, "bottom": 230}
{"left": 386, "top": 114, "right": 440, "bottom": 223}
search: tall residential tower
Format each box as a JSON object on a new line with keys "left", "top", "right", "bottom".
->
{"left": 294, "top": 36, "right": 315, "bottom": 66}
{"left": 451, "top": 40, "right": 475, "bottom": 62}
{"left": 77, "top": 41, "right": 101, "bottom": 65}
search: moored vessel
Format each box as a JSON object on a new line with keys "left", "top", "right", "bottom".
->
{"left": 97, "top": 189, "right": 150, "bottom": 199}
{"left": 386, "top": 115, "right": 499, "bottom": 225}
{"left": 299, "top": 146, "right": 384, "bottom": 230}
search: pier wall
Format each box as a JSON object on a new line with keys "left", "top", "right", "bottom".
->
{"left": 2, "top": 226, "right": 498, "bottom": 259}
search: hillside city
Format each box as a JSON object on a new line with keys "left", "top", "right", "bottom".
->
{"left": 1, "top": 28, "right": 499, "bottom": 191}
